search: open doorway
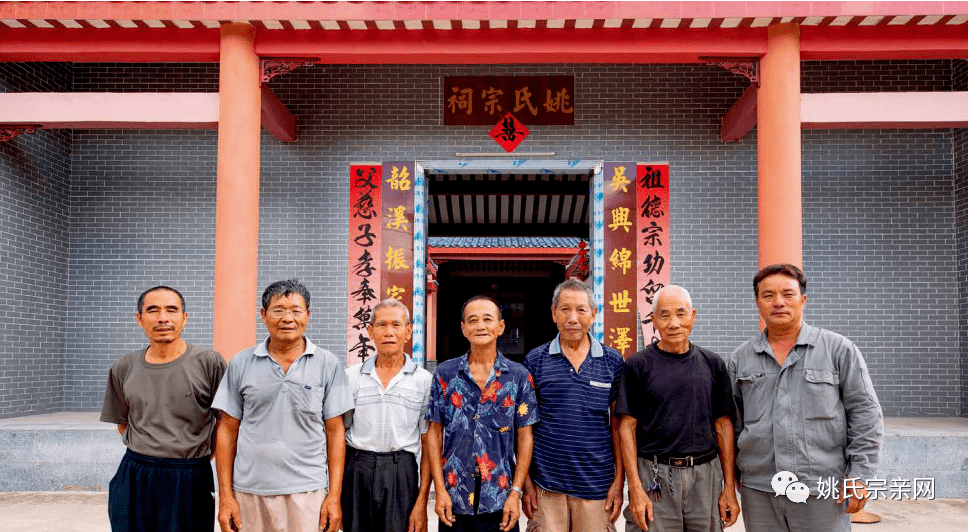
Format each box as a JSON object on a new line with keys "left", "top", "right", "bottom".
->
{"left": 425, "top": 167, "right": 593, "bottom": 365}
{"left": 435, "top": 259, "right": 565, "bottom": 364}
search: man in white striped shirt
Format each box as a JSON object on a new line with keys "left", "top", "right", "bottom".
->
{"left": 342, "top": 299, "right": 434, "bottom": 532}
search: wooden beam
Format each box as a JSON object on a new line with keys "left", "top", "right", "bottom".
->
{"left": 430, "top": 180, "right": 591, "bottom": 196}
{"left": 0, "top": 28, "right": 220, "bottom": 62}
{"left": 800, "top": 24, "right": 968, "bottom": 60}
{"left": 255, "top": 27, "right": 768, "bottom": 64}
{"left": 721, "top": 84, "right": 757, "bottom": 142}
{"left": 801, "top": 91, "right": 968, "bottom": 129}
{"left": 260, "top": 86, "right": 297, "bottom": 142}
{"left": 429, "top": 222, "right": 590, "bottom": 237}
{"left": 0, "top": 92, "right": 218, "bottom": 129}
{"left": 0, "top": 26, "right": 767, "bottom": 63}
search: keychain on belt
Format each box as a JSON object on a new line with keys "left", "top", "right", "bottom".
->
{"left": 648, "top": 460, "right": 662, "bottom": 502}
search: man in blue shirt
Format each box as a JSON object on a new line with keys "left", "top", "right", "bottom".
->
{"left": 521, "top": 279, "right": 625, "bottom": 531}
{"left": 427, "top": 295, "right": 539, "bottom": 532}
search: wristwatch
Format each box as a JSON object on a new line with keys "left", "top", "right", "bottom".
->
{"left": 510, "top": 485, "right": 524, "bottom": 496}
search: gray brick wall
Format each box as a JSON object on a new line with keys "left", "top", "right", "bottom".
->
{"left": 802, "top": 60, "right": 952, "bottom": 92}
{"left": 0, "top": 60, "right": 963, "bottom": 416}
{"left": 802, "top": 129, "right": 959, "bottom": 415}
{"left": 953, "top": 59, "right": 968, "bottom": 415}
{"left": 0, "top": 63, "right": 73, "bottom": 418}
{"left": 65, "top": 130, "right": 219, "bottom": 408}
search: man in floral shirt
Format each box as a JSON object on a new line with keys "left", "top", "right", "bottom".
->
{"left": 427, "top": 295, "right": 539, "bottom": 532}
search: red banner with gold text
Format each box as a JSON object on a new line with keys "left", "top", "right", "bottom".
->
{"left": 602, "top": 162, "right": 638, "bottom": 357}
{"left": 381, "top": 161, "right": 416, "bottom": 354}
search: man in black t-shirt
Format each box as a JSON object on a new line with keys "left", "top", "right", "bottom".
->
{"left": 616, "top": 285, "right": 738, "bottom": 532}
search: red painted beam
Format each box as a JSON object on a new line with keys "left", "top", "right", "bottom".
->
{"left": 0, "top": 28, "right": 220, "bottom": 62}
{"left": 254, "top": 27, "right": 768, "bottom": 64}
{"left": 0, "top": 26, "right": 767, "bottom": 63}
{"left": 721, "top": 84, "right": 757, "bottom": 142}
{"left": 260, "top": 86, "right": 297, "bottom": 143}
{"left": 800, "top": 24, "right": 968, "bottom": 60}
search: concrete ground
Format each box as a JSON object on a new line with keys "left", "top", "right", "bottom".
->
{"left": 1, "top": 491, "right": 966, "bottom": 532}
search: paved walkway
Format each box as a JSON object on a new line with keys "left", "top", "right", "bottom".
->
{"left": 1, "top": 491, "right": 967, "bottom": 532}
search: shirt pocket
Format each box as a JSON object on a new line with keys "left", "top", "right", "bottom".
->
{"left": 386, "top": 387, "right": 426, "bottom": 423}
{"left": 802, "top": 369, "right": 843, "bottom": 421}
{"left": 485, "top": 400, "right": 516, "bottom": 433}
{"left": 287, "top": 381, "right": 324, "bottom": 418}
{"left": 735, "top": 372, "right": 769, "bottom": 423}
{"left": 584, "top": 381, "right": 612, "bottom": 413}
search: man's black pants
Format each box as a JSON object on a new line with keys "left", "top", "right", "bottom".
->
{"left": 108, "top": 449, "right": 214, "bottom": 532}
{"left": 341, "top": 446, "right": 419, "bottom": 532}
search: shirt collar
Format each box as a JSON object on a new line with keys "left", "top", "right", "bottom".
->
{"left": 458, "top": 350, "right": 511, "bottom": 374}
{"left": 752, "top": 321, "right": 818, "bottom": 352}
{"left": 360, "top": 353, "right": 416, "bottom": 375}
{"left": 254, "top": 336, "right": 318, "bottom": 358}
{"left": 549, "top": 332, "right": 603, "bottom": 358}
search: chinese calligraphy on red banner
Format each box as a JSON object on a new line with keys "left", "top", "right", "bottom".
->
{"left": 443, "top": 76, "right": 575, "bottom": 125}
{"left": 348, "top": 165, "right": 382, "bottom": 365}
{"left": 636, "top": 164, "right": 670, "bottom": 345}
{"left": 603, "top": 163, "right": 638, "bottom": 357}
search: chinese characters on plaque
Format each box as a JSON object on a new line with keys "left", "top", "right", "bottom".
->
{"left": 443, "top": 76, "right": 575, "bottom": 126}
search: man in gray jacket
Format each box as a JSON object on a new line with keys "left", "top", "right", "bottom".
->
{"left": 728, "top": 264, "right": 883, "bottom": 532}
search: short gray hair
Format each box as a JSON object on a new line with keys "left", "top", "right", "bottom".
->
{"left": 370, "top": 298, "right": 411, "bottom": 324}
{"left": 552, "top": 279, "right": 594, "bottom": 308}
{"left": 651, "top": 285, "right": 693, "bottom": 313}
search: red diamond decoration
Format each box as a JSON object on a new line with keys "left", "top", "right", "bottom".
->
{"left": 488, "top": 112, "right": 530, "bottom": 152}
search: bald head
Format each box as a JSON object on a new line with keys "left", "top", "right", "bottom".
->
{"left": 651, "top": 285, "right": 696, "bottom": 353}
{"left": 652, "top": 285, "right": 693, "bottom": 312}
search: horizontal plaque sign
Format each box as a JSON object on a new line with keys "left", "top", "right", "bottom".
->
{"left": 443, "top": 75, "right": 574, "bottom": 125}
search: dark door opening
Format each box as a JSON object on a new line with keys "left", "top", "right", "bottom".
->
{"left": 435, "top": 260, "right": 565, "bottom": 365}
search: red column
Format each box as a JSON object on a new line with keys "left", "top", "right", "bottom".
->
{"left": 213, "top": 23, "right": 261, "bottom": 359}
{"left": 757, "top": 23, "right": 803, "bottom": 270}
{"left": 426, "top": 275, "right": 438, "bottom": 363}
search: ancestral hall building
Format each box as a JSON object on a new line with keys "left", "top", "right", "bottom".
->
{"left": 1, "top": 1, "right": 968, "bottom": 422}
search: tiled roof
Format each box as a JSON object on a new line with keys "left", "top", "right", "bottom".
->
{"left": 428, "top": 236, "right": 581, "bottom": 249}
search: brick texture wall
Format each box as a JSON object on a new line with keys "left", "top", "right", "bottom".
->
{"left": 0, "top": 63, "right": 73, "bottom": 417}
{"left": 0, "top": 60, "right": 963, "bottom": 416}
{"left": 953, "top": 59, "right": 968, "bottom": 415}
{"left": 65, "top": 130, "right": 219, "bottom": 407}
{"left": 801, "top": 60, "right": 952, "bottom": 92}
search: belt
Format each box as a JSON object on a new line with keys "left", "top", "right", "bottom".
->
{"left": 652, "top": 448, "right": 718, "bottom": 468}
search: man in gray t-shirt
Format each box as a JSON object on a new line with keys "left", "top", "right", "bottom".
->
{"left": 213, "top": 279, "right": 352, "bottom": 532}
{"left": 101, "top": 285, "right": 226, "bottom": 532}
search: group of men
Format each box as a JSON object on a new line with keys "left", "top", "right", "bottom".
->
{"left": 102, "top": 264, "right": 883, "bottom": 532}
